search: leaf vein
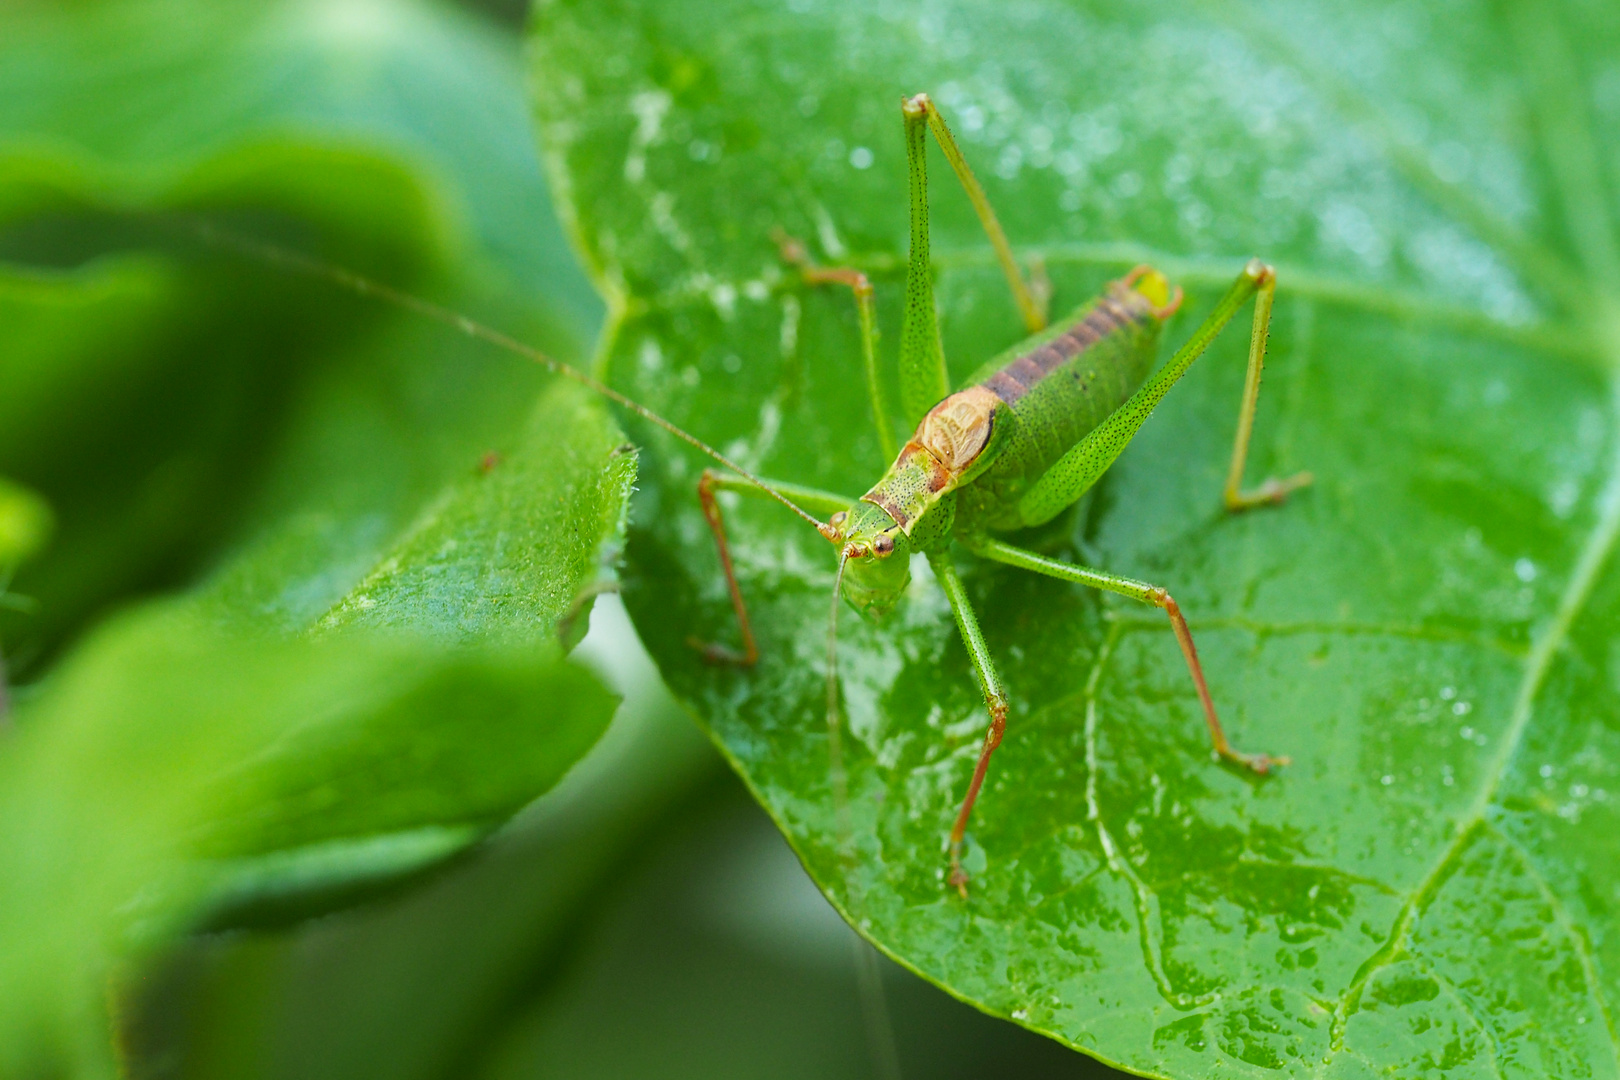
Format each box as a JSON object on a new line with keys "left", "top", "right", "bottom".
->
{"left": 1487, "top": 820, "right": 1620, "bottom": 1072}
{"left": 1327, "top": 375, "right": 1620, "bottom": 1059}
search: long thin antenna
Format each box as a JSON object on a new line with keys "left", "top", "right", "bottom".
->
{"left": 185, "top": 220, "right": 832, "bottom": 535}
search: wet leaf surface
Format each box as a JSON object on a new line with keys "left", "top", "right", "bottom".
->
{"left": 533, "top": 1, "right": 1620, "bottom": 1075}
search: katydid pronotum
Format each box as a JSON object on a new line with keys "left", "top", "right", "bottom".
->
{"left": 210, "top": 91, "right": 1311, "bottom": 899}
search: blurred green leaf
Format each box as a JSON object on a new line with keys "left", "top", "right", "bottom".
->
{"left": 0, "top": 0, "right": 633, "bottom": 1073}
{"left": 0, "top": 476, "right": 51, "bottom": 567}
{"left": 119, "top": 602, "right": 728, "bottom": 1080}
{"left": 0, "top": 606, "right": 616, "bottom": 1077}
{"left": 533, "top": 1, "right": 1620, "bottom": 1076}
{"left": 0, "top": 0, "right": 602, "bottom": 666}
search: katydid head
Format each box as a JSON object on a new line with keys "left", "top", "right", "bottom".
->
{"left": 825, "top": 500, "right": 910, "bottom": 618}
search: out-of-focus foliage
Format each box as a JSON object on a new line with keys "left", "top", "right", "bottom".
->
{"left": 0, "top": 0, "right": 632, "bottom": 1073}
{"left": 533, "top": 0, "right": 1620, "bottom": 1076}
{"left": 0, "top": 476, "right": 51, "bottom": 567}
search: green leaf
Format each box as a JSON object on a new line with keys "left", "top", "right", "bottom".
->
{"left": 0, "top": 371, "right": 636, "bottom": 1074}
{"left": 533, "top": 1, "right": 1620, "bottom": 1076}
{"left": 117, "top": 605, "right": 726, "bottom": 1080}
{"left": 0, "top": 606, "right": 617, "bottom": 1076}
{"left": 0, "top": 476, "right": 51, "bottom": 568}
{"left": 0, "top": 0, "right": 633, "bottom": 1072}
{"left": 0, "top": 0, "right": 602, "bottom": 665}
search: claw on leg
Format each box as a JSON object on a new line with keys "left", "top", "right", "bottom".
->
{"left": 1218, "top": 747, "right": 1292, "bottom": 775}
{"left": 1225, "top": 470, "right": 1314, "bottom": 513}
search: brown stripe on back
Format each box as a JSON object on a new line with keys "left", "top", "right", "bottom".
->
{"left": 981, "top": 282, "right": 1159, "bottom": 408}
{"left": 1084, "top": 305, "right": 1122, "bottom": 338}
{"left": 983, "top": 296, "right": 1145, "bottom": 404}
{"left": 1061, "top": 323, "right": 1099, "bottom": 351}
{"left": 1029, "top": 343, "right": 1067, "bottom": 375}
{"left": 985, "top": 369, "right": 1029, "bottom": 403}
{"left": 1007, "top": 355, "right": 1045, "bottom": 385}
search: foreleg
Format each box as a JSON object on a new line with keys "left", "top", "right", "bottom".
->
{"left": 692, "top": 469, "right": 856, "bottom": 665}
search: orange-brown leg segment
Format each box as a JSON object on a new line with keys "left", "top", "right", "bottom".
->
{"left": 773, "top": 230, "right": 896, "bottom": 462}
{"left": 928, "top": 550, "right": 1011, "bottom": 898}
{"left": 1156, "top": 587, "right": 1287, "bottom": 773}
{"left": 689, "top": 469, "right": 858, "bottom": 666}
{"left": 947, "top": 693, "right": 1008, "bottom": 897}
{"left": 964, "top": 536, "right": 1287, "bottom": 773}
{"left": 691, "top": 468, "right": 760, "bottom": 666}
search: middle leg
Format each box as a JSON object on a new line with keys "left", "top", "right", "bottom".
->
{"left": 774, "top": 230, "right": 896, "bottom": 462}
{"left": 964, "top": 535, "right": 1287, "bottom": 774}
{"left": 1222, "top": 262, "right": 1313, "bottom": 511}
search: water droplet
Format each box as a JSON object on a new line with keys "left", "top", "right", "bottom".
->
{"left": 1540, "top": 764, "right": 1556, "bottom": 779}
{"left": 1112, "top": 171, "right": 1142, "bottom": 198}
{"left": 1380, "top": 774, "right": 1394, "bottom": 786}
{"left": 1452, "top": 701, "right": 1471, "bottom": 716}
{"left": 996, "top": 144, "right": 1024, "bottom": 180}
{"left": 848, "top": 146, "right": 874, "bottom": 170}
{"left": 1515, "top": 557, "right": 1538, "bottom": 583}
{"left": 1440, "top": 686, "right": 1456, "bottom": 700}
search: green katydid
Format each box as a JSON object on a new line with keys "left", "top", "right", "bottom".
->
{"left": 203, "top": 90, "right": 1310, "bottom": 898}
{"left": 691, "top": 93, "right": 1311, "bottom": 894}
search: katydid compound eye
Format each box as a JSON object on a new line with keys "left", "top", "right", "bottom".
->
{"left": 830, "top": 511, "right": 848, "bottom": 527}
{"left": 873, "top": 534, "right": 895, "bottom": 555}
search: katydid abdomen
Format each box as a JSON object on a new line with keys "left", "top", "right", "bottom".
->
{"left": 955, "top": 276, "right": 1168, "bottom": 533}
